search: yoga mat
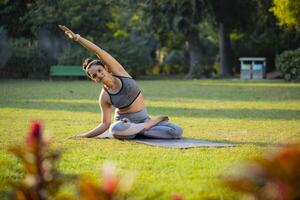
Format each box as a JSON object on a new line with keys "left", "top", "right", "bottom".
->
{"left": 97, "top": 132, "right": 236, "bottom": 149}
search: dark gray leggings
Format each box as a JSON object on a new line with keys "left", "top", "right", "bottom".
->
{"left": 110, "top": 108, "right": 183, "bottom": 139}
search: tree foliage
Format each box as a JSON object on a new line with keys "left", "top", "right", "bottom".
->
{"left": 1, "top": 0, "right": 300, "bottom": 78}
{"left": 208, "top": 0, "right": 258, "bottom": 31}
{"left": 276, "top": 48, "right": 300, "bottom": 81}
{"left": 270, "top": 0, "right": 300, "bottom": 30}
{"left": 140, "top": 0, "right": 209, "bottom": 78}
{"left": 231, "top": 0, "right": 300, "bottom": 72}
{"left": 141, "top": 0, "right": 206, "bottom": 35}
{"left": 24, "top": 0, "right": 114, "bottom": 40}
{"left": 0, "top": 0, "right": 32, "bottom": 38}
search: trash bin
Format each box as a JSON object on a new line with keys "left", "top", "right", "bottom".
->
{"left": 252, "top": 61, "right": 265, "bottom": 80}
{"left": 239, "top": 58, "right": 266, "bottom": 80}
{"left": 240, "top": 61, "right": 252, "bottom": 80}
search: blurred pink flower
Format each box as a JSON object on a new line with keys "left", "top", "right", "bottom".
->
{"left": 170, "top": 193, "right": 184, "bottom": 200}
{"left": 26, "top": 120, "right": 42, "bottom": 148}
{"left": 102, "top": 176, "right": 119, "bottom": 195}
{"left": 102, "top": 162, "right": 119, "bottom": 195}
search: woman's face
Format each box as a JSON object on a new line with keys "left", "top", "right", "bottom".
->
{"left": 88, "top": 64, "right": 110, "bottom": 83}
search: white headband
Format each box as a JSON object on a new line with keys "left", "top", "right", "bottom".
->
{"left": 86, "top": 60, "right": 101, "bottom": 70}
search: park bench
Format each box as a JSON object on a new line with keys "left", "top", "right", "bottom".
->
{"left": 50, "top": 65, "right": 86, "bottom": 79}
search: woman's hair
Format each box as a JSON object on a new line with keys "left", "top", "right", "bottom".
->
{"left": 82, "top": 58, "right": 93, "bottom": 71}
{"left": 82, "top": 58, "right": 104, "bottom": 70}
{"left": 82, "top": 58, "right": 105, "bottom": 77}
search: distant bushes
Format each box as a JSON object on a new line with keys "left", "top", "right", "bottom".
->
{"left": 0, "top": 38, "right": 44, "bottom": 78}
{"left": 162, "top": 49, "right": 189, "bottom": 74}
{"left": 276, "top": 48, "right": 300, "bottom": 81}
{"left": 0, "top": 34, "right": 66, "bottom": 79}
{"left": 57, "top": 35, "right": 155, "bottom": 78}
{"left": 1, "top": 34, "right": 155, "bottom": 79}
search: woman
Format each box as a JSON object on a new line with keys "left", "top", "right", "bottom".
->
{"left": 59, "top": 25, "right": 183, "bottom": 139}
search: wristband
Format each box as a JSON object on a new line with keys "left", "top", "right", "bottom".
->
{"left": 74, "top": 34, "right": 80, "bottom": 41}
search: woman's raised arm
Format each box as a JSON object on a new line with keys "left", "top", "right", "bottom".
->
{"left": 58, "top": 25, "right": 130, "bottom": 77}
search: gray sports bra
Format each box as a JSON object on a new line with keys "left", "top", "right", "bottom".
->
{"left": 105, "top": 76, "right": 141, "bottom": 109}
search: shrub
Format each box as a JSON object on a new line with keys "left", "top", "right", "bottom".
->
{"left": 224, "top": 145, "right": 300, "bottom": 200}
{"left": 162, "top": 49, "right": 189, "bottom": 74}
{"left": 0, "top": 27, "right": 10, "bottom": 68}
{"left": 187, "top": 65, "right": 217, "bottom": 79}
{"left": 276, "top": 48, "right": 300, "bottom": 81}
{"left": 8, "top": 120, "right": 65, "bottom": 199}
{"left": 2, "top": 38, "right": 44, "bottom": 78}
{"left": 8, "top": 121, "right": 134, "bottom": 200}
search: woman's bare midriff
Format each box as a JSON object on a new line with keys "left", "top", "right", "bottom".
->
{"left": 116, "top": 93, "right": 145, "bottom": 114}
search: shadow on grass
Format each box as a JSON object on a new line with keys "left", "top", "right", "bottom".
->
{"left": 1, "top": 101, "right": 300, "bottom": 120}
{"left": 148, "top": 107, "right": 300, "bottom": 120}
{"left": 142, "top": 84, "right": 300, "bottom": 102}
{"left": 202, "top": 139, "right": 291, "bottom": 147}
{"left": 1, "top": 80, "right": 300, "bottom": 102}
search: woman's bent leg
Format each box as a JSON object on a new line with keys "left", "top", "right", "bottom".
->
{"left": 143, "top": 121, "right": 183, "bottom": 139}
{"left": 109, "top": 121, "right": 146, "bottom": 139}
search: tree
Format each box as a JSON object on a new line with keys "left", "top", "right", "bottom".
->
{"left": 24, "top": 0, "right": 114, "bottom": 41}
{"left": 270, "top": 0, "right": 300, "bottom": 30}
{"left": 140, "top": 0, "right": 208, "bottom": 78}
{"left": 0, "top": 0, "right": 32, "bottom": 38}
{"left": 21, "top": 0, "right": 115, "bottom": 66}
{"left": 207, "top": 0, "right": 258, "bottom": 77}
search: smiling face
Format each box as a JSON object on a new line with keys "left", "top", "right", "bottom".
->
{"left": 87, "top": 64, "right": 112, "bottom": 84}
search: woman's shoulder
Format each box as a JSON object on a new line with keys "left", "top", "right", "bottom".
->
{"left": 99, "top": 88, "right": 112, "bottom": 105}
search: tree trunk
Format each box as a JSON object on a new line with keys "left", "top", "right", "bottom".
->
{"left": 186, "top": 28, "right": 203, "bottom": 78}
{"left": 219, "top": 23, "right": 233, "bottom": 77}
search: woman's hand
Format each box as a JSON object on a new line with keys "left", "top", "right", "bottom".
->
{"left": 69, "top": 133, "right": 89, "bottom": 139}
{"left": 156, "top": 115, "right": 169, "bottom": 122}
{"left": 58, "top": 25, "right": 79, "bottom": 41}
{"left": 121, "top": 118, "right": 130, "bottom": 123}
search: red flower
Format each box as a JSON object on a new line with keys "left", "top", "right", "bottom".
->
{"left": 26, "top": 120, "right": 42, "bottom": 148}
{"left": 170, "top": 193, "right": 184, "bottom": 200}
{"left": 102, "top": 176, "right": 119, "bottom": 195}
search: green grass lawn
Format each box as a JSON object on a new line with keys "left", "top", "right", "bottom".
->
{"left": 0, "top": 79, "right": 300, "bottom": 199}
